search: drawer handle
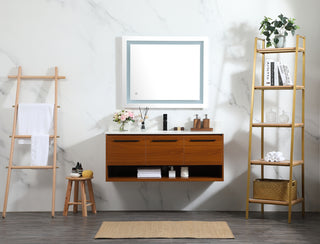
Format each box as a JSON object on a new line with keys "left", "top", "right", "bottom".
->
{"left": 113, "top": 140, "right": 140, "bottom": 142}
{"left": 189, "top": 139, "right": 216, "bottom": 142}
{"left": 151, "top": 140, "right": 178, "bottom": 142}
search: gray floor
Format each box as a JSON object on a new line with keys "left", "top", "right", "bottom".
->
{"left": 0, "top": 211, "right": 319, "bottom": 244}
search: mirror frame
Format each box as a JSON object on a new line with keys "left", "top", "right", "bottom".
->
{"left": 122, "top": 36, "right": 208, "bottom": 108}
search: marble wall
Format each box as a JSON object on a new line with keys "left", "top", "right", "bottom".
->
{"left": 0, "top": 0, "right": 319, "bottom": 212}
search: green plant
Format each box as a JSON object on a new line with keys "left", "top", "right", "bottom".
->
{"left": 259, "top": 14, "right": 299, "bottom": 47}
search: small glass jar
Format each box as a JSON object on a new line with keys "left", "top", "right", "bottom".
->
{"left": 279, "top": 110, "right": 289, "bottom": 123}
{"left": 266, "top": 109, "right": 277, "bottom": 123}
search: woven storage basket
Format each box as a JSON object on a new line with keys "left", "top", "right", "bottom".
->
{"left": 253, "top": 179, "right": 297, "bottom": 201}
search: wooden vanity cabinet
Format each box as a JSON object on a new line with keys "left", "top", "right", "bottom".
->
{"left": 184, "top": 135, "right": 223, "bottom": 164}
{"left": 106, "top": 135, "right": 146, "bottom": 165}
{"left": 106, "top": 133, "right": 224, "bottom": 182}
{"left": 146, "top": 136, "right": 183, "bottom": 165}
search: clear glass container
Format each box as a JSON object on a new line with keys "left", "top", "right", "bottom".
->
{"left": 278, "top": 110, "right": 289, "bottom": 123}
{"left": 266, "top": 109, "right": 277, "bottom": 123}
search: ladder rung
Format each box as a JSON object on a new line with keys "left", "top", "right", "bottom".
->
{"left": 10, "top": 135, "right": 60, "bottom": 138}
{"left": 12, "top": 105, "right": 61, "bottom": 108}
{"left": 8, "top": 75, "right": 66, "bottom": 79}
{"left": 6, "top": 166, "right": 59, "bottom": 169}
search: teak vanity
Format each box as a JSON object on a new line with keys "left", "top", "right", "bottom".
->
{"left": 105, "top": 132, "right": 224, "bottom": 181}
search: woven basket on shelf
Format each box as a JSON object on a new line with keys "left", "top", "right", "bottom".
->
{"left": 253, "top": 179, "right": 297, "bottom": 201}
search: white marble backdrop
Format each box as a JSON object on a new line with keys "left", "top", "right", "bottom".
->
{"left": 0, "top": 0, "right": 319, "bottom": 212}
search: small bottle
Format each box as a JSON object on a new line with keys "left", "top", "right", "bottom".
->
{"left": 163, "top": 114, "right": 167, "bottom": 131}
{"left": 76, "top": 162, "right": 83, "bottom": 177}
{"left": 266, "top": 109, "right": 277, "bottom": 123}
{"left": 193, "top": 114, "right": 201, "bottom": 129}
{"left": 169, "top": 167, "right": 176, "bottom": 178}
{"left": 203, "top": 114, "right": 210, "bottom": 128}
{"left": 279, "top": 110, "right": 289, "bottom": 123}
{"left": 181, "top": 167, "right": 189, "bottom": 178}
{"left": 141, "top": 121, "right": 145, "bottom": 131}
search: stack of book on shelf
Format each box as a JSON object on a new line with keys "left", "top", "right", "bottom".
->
{"left": 264, "top": 59, "right": 292, "bottom": 86}
{"left": 137, "top": 168, "right": 162, "bottom": 178}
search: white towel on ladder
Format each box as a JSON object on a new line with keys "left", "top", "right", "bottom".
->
{"left": 31, "top": 135, "right": 49, "bottom": 166}
{"left": 17, "top": 103, "right": 54, "bottom": 165}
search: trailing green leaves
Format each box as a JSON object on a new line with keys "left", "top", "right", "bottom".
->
{"left": 259, "top": 14, "right": 299, "bottom": 47}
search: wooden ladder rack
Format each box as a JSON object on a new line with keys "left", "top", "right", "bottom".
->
{"left": 2, "top": 66, "right": 65, "bottom": 218}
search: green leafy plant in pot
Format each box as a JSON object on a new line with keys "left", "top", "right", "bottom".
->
{"left": 259, "top": 14, "right": 299, "bottom": 48}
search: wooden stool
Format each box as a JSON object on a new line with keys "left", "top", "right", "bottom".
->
{"left": 63, "top": 177, "right": 97, "bottom": 217}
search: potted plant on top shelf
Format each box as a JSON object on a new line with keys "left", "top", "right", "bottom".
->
{"left": 259, "top": 14, "right": 299, "bottom": 48}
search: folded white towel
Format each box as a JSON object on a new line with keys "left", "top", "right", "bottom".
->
{"left": 31, "top": 135, "right": 49, "bottom": 166}
{"left": 17, "top": 103, "right": 54, "bottom": 165}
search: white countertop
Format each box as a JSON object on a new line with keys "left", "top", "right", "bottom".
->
{"left": 105, "top": 130, "right": 223, "bottom": 135}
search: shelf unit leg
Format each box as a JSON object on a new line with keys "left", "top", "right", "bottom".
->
{"left": 302, "top": 164, "right": 305, "bottom": 216}
{"left": 260, "top": 85, "right": 265, "bottom": 216}
{"left": 246, "top": 37, "right": 260, "bottom": 220}
{"left": 301, "top": 36, "right": 306, "bottom": 217}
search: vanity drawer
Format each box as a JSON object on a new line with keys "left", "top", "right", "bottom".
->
{"left": 106, "top": 135, "right": 146, "bottom": 165}
{"left": 146, "top": 136, "right": 183, "bottom": 165}
{"left": 184, "top": 135, "right": 223, "bottom": 164}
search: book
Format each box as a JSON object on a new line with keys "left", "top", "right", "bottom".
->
{"left": 278, "top": 68, "right": 283, "bottom": 86}
{"left": 278, "top": 64, "right": 286, "bottom": 86}
{"left": 264, "top": 59, "right": 272, "bottom": 86}
{"left": 274, "top": 62, "right": 279, "bottom": 86}
{"left": 283, "top": 65, "right": 293, "bottom": 85}
{"left": 270, "top": 61, "right": 275, "bottom": 86}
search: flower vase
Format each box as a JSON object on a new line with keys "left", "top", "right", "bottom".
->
{"left": 119, "top": 122, "right": 127, "bottom": 131}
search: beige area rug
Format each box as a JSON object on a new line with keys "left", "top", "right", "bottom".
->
{"left": 95, "top": 221, "right": 234, "bottom": 239}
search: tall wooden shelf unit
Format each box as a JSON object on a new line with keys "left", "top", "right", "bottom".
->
{"left": 246, "top": 35, "right": 305, "bottom": 223}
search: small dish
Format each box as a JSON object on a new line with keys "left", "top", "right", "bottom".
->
{"left": 70, "top": 173, "right": 80, "bottom": 178}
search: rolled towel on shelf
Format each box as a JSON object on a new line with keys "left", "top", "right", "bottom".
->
{"left": 264, "top": 151, "right": 285, "bottom": 162}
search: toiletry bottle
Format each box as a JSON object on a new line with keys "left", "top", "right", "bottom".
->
{"left": 193, "top": 114, "right": 201, "bottom": 129}
{"left": 169, "top": 167, "right": 176, "bottom": 178}
{"left": 181, "top": 167, "right": 189, "bottom": 178}
{"left": 203, "top": 114, "right": 210, "bottom": 128}
{"left": 163, "top": 114, "right": 167, "bottom": 131}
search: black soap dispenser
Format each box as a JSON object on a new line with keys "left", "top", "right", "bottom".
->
{"left": 163, "top": 114, "right": 167, "bottom": 131}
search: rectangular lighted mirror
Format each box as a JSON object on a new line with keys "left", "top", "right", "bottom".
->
{"left": 122, "top": 36, "right": 208, "bottom": 108}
